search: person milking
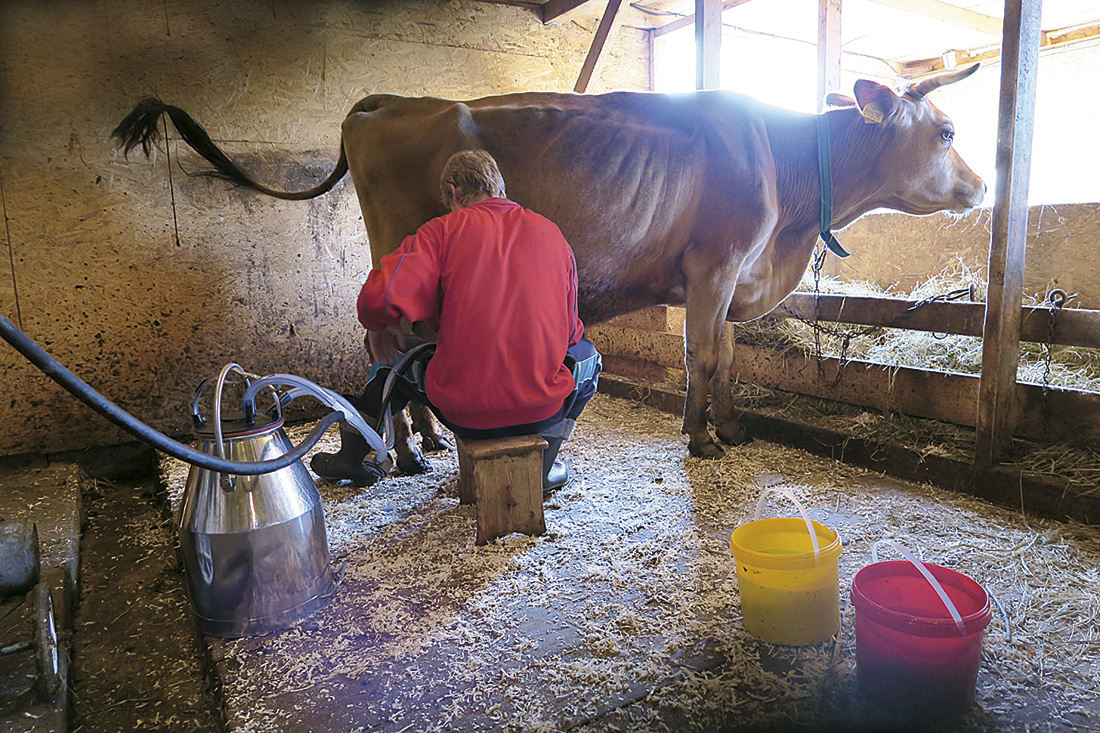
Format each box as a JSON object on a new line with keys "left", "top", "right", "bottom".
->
{"left": 311, "top": 149, "right": 601, "bottom": 492}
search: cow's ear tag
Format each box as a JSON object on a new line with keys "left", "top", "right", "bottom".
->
{"left": 862, "top": 102, "right": 884, "bottom": 124}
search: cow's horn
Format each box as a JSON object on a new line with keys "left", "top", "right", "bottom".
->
{"left": 906, "top": 63, "right": 980, "bottom": 98}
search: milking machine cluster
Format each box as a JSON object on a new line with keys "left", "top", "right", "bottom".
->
{"left": 0, "top": 312, "right": 388, "bottom": 638}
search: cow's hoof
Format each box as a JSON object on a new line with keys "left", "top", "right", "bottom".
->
{"left": 716, "top": 423, "right": 752, "bottom": 446}
{"left": 689, "top": 441, "right": 725, "bottom": 459}
{"left": 397, "top": 451, "right": 433, "bottom": 475}
{"left": 421, "top": 434, "right": 455, "bottom": 453}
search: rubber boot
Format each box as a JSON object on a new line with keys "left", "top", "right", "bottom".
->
{"left": 541, "top": 436, "right": 570, "bottom": 493}
{"left": 310, "top": 425, "right": 389, "bottom": 487}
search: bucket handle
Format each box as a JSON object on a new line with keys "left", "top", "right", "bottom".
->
{"left": 751, "top": 486, "right": 821, "bottom": 562}
{"left": 872, "top": 539, "right": 967, "bottom": 635}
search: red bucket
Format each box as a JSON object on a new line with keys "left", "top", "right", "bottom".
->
{"left": 851, "top": 560, "right": 992, "bottom": 715}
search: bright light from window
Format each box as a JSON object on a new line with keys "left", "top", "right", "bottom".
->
{"left": 654, "top": 25, "right": 818, "bottom": 113}
{"left": 653, "top": 22, "right": 1100, "bottom": 205}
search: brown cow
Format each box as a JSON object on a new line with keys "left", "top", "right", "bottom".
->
{"left": 114, "top": 65, "right": 984, "bottom": 464}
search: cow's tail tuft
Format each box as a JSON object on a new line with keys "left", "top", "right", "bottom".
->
{"left": 111, "top": 98, "right": 348, "bottom": 201}
{"left": 112, "top": 98, "right": 170, "bottom": 158}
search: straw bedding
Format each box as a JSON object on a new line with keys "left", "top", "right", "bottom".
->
{"left": 160, "top": 392, "right": 1100, "bottom": 732}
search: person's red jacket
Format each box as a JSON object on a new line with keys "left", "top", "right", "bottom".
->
{"left": 357, "top": 198, "right": 584, "bottom": 430}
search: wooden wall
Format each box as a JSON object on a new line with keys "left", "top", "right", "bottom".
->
{"left": 837, "top": 203, "right": 1100, "bottom": 306}
{"left": 0, "top": 0, "right": 650, "bottom": 455}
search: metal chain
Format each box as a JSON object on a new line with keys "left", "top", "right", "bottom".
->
{"left": 802, "top": 257, "right": 982, "bottom": 390}
{"left": 1040, "top": 288, "right": 1076, "bottom": 395}
{"left": 811, "top": 242, "right": 828, "bottom": 382}
{"left": 905, "top": 285, "right": 976, "bottom": 340}
{"left": 806, "top": 243, "right": 882, "bottom": 389}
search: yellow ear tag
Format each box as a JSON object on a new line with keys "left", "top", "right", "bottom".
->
{"left": 862, "top": 102, "right": 884, "bottom": 124}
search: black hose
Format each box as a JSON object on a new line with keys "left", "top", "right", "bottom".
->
{"left": 0, "top": 312, "right": 338, "bottom": 475}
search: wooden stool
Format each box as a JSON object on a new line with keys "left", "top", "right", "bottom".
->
{"left": 455, "top": 434, "right": 547, "bottom": 545}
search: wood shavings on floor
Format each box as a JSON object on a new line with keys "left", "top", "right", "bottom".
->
{"left": 159, "top": 393, "right": 1100, "bottom": 732}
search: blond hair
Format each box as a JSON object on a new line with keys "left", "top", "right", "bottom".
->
{"left": 439, "top": 150, "right": 506, "bottom": 207}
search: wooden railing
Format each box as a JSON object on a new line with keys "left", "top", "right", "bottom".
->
{"left": 589, "top": 292, "right": 1100, "bottom": 451}
{"left": 740, "top": 291, "right": 1100, "bottom": 448}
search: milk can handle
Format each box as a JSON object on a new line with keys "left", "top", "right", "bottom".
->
{"left": 191, "top": 364, "right": 257, "bottom": 425}
{"left": 752, "top": 486, "right": 821, "bottom": 562}
{"left": 872, "top": 539, "right": 967, "bottom": 635}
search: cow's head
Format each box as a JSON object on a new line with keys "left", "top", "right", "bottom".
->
{"left": 836, "top": 65, "right": 986, "bottom": 215}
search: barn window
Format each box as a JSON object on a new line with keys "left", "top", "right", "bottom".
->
{"left": 650, "top": 0, "right": 1100, "bottom": 205}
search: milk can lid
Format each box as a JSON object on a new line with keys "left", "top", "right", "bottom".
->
{"left": 192, "top": 410, "right": 285, "bottom": 439}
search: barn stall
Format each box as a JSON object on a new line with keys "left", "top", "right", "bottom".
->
{"left": 1, "top": 0, "right": 1099, "bottom": 731}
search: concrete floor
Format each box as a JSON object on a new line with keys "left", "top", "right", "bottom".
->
{"left": 4, "top": 393, "right": 1100, "bottom": 732}
{"left": 163, "top": 394, "right": 1100, "bottom": 732}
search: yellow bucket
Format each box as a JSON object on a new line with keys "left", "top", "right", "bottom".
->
{"left": 730, "top": 488, "right": 842, "bottom": 645}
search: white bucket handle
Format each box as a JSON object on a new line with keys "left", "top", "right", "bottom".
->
{"left": 872, "top": 539, "right": 967, "bottom": 635}
{"left": 752, "top": 486, "right": 821, "bottom": 562}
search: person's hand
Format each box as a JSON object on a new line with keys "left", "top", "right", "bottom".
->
{"left": 367, "top": 324, "right": 407, "bottom": 365}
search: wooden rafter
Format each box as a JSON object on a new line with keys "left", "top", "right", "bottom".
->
{"left": 898, "top": 20, "right": 1100, "bottom": 78}
{"left": 544, "top": 0, "right": 593, "bottom": 22}
{"left": 866, "top": 0, "right": 1003, "bottom": 36}
{"left": 653, "top": 0, "right": 753, "bottom": 37}
{"left": 575, "top": 0, "right": 626, "bottom": 92}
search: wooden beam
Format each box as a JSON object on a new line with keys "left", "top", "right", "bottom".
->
{"left": 653, "top": 0, "right": 753, "bottom": 38}
{"left": 543, "top": 0, "right": 591, "bottom": 22}
{"left": 897, "top": 20, "right": 1100, "bottom": 78}
{"left": 731, "top": 344, "right": 1100, "bottom": 447}
{"left": 770, "top": 292, "right": 1100, "bottom": 349}
{"left": 976, "top": 0, "right": 1043, "bottom": 467}
{"left": 590, "top": 322, "right": 1100, "bottom": 447}
{"left": 817, "top": 0, "right": 842, "bottom": 110}
{"left": 574, "top": 0, "right": 625, "bottom": 93}
{"left": 696, "top": 0, "right": 722, "bottom": 89}
{"left": 865, "top": 0, "right": 1002, "bottom": 36}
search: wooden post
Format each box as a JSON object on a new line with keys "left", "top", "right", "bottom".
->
{"left": 574, "top": 0, "right": 625, "bottom": 94}
{"left": 975, "top": 0, "right": 1042, "bottom": 467}
{"left": 817, "top": 0, "right": 842, "bottom": 110}
{"left": 695, "top": 0, "right": 722, "bottom": 90}
{"left": 646, "top": 27, "right": 655, "bottom": 91}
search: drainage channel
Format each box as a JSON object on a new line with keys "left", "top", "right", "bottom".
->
{"left": 70, "top": 472, "right": 222, "bottom": 732}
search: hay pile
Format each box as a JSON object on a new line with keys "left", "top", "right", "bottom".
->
{"left": 736, "top": 259, "right": 1100, "bottom": 392}
{"left": 159, "top": 394, "right": 1100, "bottom": 731}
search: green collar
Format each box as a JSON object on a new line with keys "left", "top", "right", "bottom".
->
{"left": 816, "top": 113, "right": 850, "bottom": 259}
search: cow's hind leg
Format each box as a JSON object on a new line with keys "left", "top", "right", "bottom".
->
{"left": 711, "top": 322, "right": 750, "bottom": 445}
{"left": 409, "top": 404, "right": 453, "bottom": 452}
{"left": 405, "top": 322, "right": 453, "bottom": 454}
{"left": 393, "top": 409, "right": 433, "bottom": 475}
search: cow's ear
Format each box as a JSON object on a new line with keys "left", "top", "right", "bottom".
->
{"left": 824, "top": 92, "right": 856, "bottom": 108}
{"left": 852, "top": 79, "right": 898, "bottom": 124}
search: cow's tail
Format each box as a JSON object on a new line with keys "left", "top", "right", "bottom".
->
{"left": 111, "top": 98, "right": 348, "bottom": 201}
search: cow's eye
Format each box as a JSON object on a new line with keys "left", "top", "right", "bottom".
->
{"left": 941, "top": 128, "right": 954, "bottom": 144}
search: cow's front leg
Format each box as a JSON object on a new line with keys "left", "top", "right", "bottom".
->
{"left": 681, "top": 252, "right": 738, "bottom": 459}
{"left": 710, "top": 322, "right": 750, "bottom": 445}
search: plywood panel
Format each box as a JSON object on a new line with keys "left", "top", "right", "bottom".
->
{"left": 0, "top": 0, "right": 651, "bottom": 454}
